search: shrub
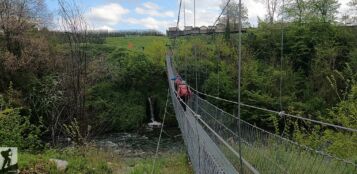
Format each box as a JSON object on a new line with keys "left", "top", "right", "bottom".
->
{"left": 0, "top": 107, "right": 42, "bottom": 150}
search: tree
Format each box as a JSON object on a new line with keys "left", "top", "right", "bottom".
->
{"left": 28, "top": 75, "right": 65, "bottom": 145}
{"left": 286, "top": 0, "right": 309, "bottom": 23}
{"left": 348, "top": 0, "right": 357, "bottom": 24}
{"left": 310, "top": 0, "right": 340, "bottom": 22}
{"left": 58, "top": 0, "right": 90, "bottom": 143}
{"left": 261, "top": 0, "right": 281, "bottom": 23}
{"left": 286, "top": 0, "right": 340, "bottom": 23}
{"left": 219, "top": 0, "right": 250, "bottom": 29}
{"left": 0, "top": 0, "right": 50, "bottom": 57}
{"left": 341, "top": 14, "right": 350, "bottom": 25}
{"left": 350, "top": 0, "right": 357, "bottom": 9}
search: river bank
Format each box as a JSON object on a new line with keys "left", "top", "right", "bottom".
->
{"left": 19, "top": 128, "right": 193, "bottom": 174}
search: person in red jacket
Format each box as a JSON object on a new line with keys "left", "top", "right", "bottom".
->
{"left": 171, "top": 74, "right": 182, "bottom": 90}
{"left": 177, "top": 81, "right": 192, "bottom": 111}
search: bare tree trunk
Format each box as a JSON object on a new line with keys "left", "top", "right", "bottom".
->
{"left": 58, "top": 0, "right": 89, "bottom": 144}
{"left": 265, "top": 0, "right": 279, "bottom": 23}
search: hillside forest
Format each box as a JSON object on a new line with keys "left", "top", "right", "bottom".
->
{"left": 0, "top": 0, "right": 356, "bottom": 173}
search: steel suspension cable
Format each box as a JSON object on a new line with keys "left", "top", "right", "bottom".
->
{"left": 280, "top": 0, "right": 285, "bottom": 112}
{"left": 209, "top": 0, "right": 232, "bottom": 33}
{"left": 188, "top": 85, "right": 357, "bottom": 133}
{"left": 279, "top": 0, "right": 285, "bottom": 111}
{"left": 151, "top": 89, "right": 170, "bottom": 174}
{"left": 183, "top": 0, "right": 186, "bottom": 27}
{"left": 195, "top": 45, "right": 198, "bottom": 112}
{"left": 174, "top": 90, "right": 260, "bottom": 174}
{"left": 169, "top": 52, "right": 357, "bottom": 172}
{"left": 171, "top": 0, "right": 183, "bottom": 54}
{"left": 194, "top": 92, "right": 357, "bottom": 167}
{"left": 237, "top": 0, "right": 244, "bottom": 173}
{"left": 279, "top": 0, "right": 287, "bottom": 138}
{"left": 194, "top": 0, "right": 196, "bottom": 27}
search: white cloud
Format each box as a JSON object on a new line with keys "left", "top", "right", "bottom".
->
{"left": 126, "top": 17, "right": 174, "bottom": 30}
{"left": 135, "top": 7, "right": 160, "bottom": 16}
{"left": 86, "top": 3, "right": 129, "bottom": 26}
{"left": 95, "top": 25, "right": 115, "bottom": 31}
{"left": 163, "top": 11, "right": 175, "bottom": 17}
{"left": 143, "top": 2, "right": 160, "bottom": 11}
{"left": 338, "top": 0, "right": 353, "bottom": 17}
{"left": 178, "top": 0, "right": 267, "bottom": 27}
{"left": 78, "top": 0, "right": 352, "bottom": 32}
{"left": 135, "top": 1, "right": 175, "bottom": 18}
{"left": 246, "top": 0, "right": 266, "bottom": 26}
{"left": 179, "top": 0, "right": 353, "bottom": 28}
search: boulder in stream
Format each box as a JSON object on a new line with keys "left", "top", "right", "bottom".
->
{"left": 49, "top": 159, "right": 68, "bottom": 171}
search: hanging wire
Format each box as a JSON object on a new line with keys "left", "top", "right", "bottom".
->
{"left": 187, "top": 85, "right": 357, "bottom": 133}
{"left": 193, "top": 90, "right": 357, "bottom": 168}
{"left": 173, "top": 90, "right": 260, "bottom": 174}
{"left": 208, "top": 0, "right": 232, "bottom": 33}
{"left": 279, "top": 0, "right": 285, "bottom": 112}
{"left": 171, "top": 0, "right": 183, "bottom": 54}
{"left": 167, "top": 49, "right": 357, "bottom": 173}
{"left": 279, "top": 0, "right": 287, "bottom": 138}
{"left": 194, "top": 0, "right": 196, "bottom": 27}
{"left": 195, "top": 44, "right": 198, "bottom": 112}
{"left": 183, "top": 0, "right": 186, "bottom": 27}
{"left": 167, "top": 0, "right": 356, "bottom": 173}
{"left": 237, "top": 0, "right": 244, "bottom": 172}
{"left": 151, "top": 89, "right": 170, "bottom": 174}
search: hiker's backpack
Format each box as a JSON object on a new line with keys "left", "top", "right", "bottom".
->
{"left": 175, "top": 78, "right": 182, "bottom": 86}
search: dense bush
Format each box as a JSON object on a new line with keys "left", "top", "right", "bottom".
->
{"left": 0, "top": 105, "right": 42, "bottom": 150}
{"left": 87, "top": 47, "right": 168, "bottom": 132}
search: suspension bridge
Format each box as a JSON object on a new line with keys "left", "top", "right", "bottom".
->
{"left": 166, "top": 54, "right": 356, "bottom": 174}
{"left": 152, "top": 0, "right": 357, "bottom": 174}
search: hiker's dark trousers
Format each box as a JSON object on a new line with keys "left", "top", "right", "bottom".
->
{"left": 179, "top": 96, "right": 188, "bottom": 111}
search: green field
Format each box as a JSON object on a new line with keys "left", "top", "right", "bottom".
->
{"left": 104, "top": 36, "right": 168, "bottom": 51}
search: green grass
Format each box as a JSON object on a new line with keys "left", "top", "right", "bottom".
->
{"left": 19, "top": 147, "right": 192, "bottom": 174}
{"left": 104, "top": 36, "right": 168, "bottom": 51}
{"left": 221, "top": 141, "right": 356, "bottom": 174}
{"left": 129, "top": 153, "right": 193, "bottom": 174}
{"left": 19, "top": 147, "right": 118, "bottom": 174}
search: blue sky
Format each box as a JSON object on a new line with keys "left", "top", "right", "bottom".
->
{"left": 46, "top": 0, "right": 182, "bottom": 32}
{"left": 45, "top": 0, "right": 353, "bottom": 32}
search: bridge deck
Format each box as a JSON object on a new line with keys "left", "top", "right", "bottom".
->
{"left": 166, "top": 56, "right": 238, "bottom": 174}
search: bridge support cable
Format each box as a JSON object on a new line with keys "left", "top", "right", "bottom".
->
{"left": 194, "top": 43, "right": 201, "bottom": 172}
{"left": 194, "top": 91, "right": 357, "bottom": 171}
{"left": 279, "top": 0, "right": 287, "bottom": 138}
{"left": 176, "top": 88, "right": 259, "bottom": 174}
{"left": 177, "top": 55, "right": 356, "bottom": 172}
{"left": 151, "top": 88, "right": 170, "bottom": 174}
{"left": 183, "top": 0, "right": 186, "bottom": 27}
{"left": 197, "top": 104, "right": 288, "bottom": 172}
{"left": 168, "top": 55, "right": 356, "bottom": 173}
{"left": 279, "top": 0, "right": 285, "bottom": 112}
{"left": 194, "top": 0, "right": 196, "bottom": 27}
{"left": 187, "top": 85, "right": 357, "bottom": 133}
{"left": 171, "top": 0, "right": 183, "bottom": 61}
{"left": 237, "top": 0, "right": 244, "bottom": 173}
{"left": 168, "top": 0, "right": 355, "bottom": 173}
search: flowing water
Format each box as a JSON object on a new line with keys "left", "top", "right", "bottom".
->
{"left": 94, "top": 127, "right": 185, "bottom": 158}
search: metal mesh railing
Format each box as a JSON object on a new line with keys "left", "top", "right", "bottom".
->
{"left": 194, "top": 95, "right": 356, "bottom": 174}
{"left": 167, "top": 56, "right": 238, "bottom": 174}
{"left": 167, "top": 56, "right": 356, "bottom": 174}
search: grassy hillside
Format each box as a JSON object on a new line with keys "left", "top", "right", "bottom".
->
{"left": 105, "top": 36, "right": 168, "bottom": 51}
